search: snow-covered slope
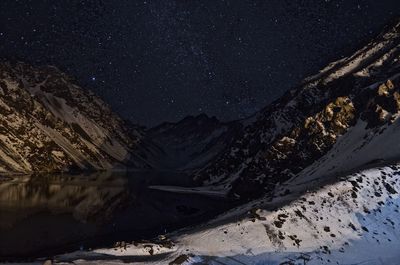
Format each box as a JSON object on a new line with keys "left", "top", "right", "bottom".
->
{"left": 175, "top": 166, "right": 400, "bottom": 265}
{"left": 171, "top": 165, "right": 400, "bottom": 265}
{"left": 193, "top": 19, "right": 400, "bottom": 199}
{"left": 148, "top": 114, "right": 238, "bottom": 171}
{"left": 52, "top": 164, "right": 400, "bottom": 265}
{"left": 0, "top": 61, "right": 153, "bottom": 174}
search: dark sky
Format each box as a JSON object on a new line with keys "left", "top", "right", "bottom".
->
{"left": 0, "top": 0, "right": 399, "bottom": 126}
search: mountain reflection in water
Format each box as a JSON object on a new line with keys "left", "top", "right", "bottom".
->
{"left": 0, "top": 171, "right": 232, "bottom": 259}
{"left": 0, "top": 172, "right": 130, "bottom": 227}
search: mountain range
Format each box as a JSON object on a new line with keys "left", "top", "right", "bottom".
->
{"left": 1, "top": 20, "right": 400, "bottom": 203}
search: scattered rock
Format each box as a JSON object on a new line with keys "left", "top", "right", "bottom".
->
{"left": 361, "top": 226, "right": 369, "bottom": 232}
{"left": 249, "top": 208, "right": 267, "bottom": 221}
{"left": 169, "top": 254, "right": 193, "bottom": 265}
{"left": 383, "top": 182, "right": 397, "bottom": 194}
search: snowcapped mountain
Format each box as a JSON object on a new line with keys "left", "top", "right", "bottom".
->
{"left": 148, "top": 114, "right": 239, "bottom": 171}
{"left": 192, "top": 19, "right": 400, "bottom": 199}
{"left": 0, "top": 61, "right": 155, "bottom": 174}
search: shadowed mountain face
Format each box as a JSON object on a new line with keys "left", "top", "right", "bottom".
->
{"left": 0, "top": 62, "right": 158, "bottom": 174}
{"left": 148, "top": 114, "right": 240, "bottom": 171}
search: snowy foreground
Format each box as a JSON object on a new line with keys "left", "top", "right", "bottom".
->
{"left": 12, "top": 164, "right": 399, "bottom": 265}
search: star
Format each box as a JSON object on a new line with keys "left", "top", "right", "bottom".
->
{"left": 0, "top": 0, "right": 397, "bottom": 126}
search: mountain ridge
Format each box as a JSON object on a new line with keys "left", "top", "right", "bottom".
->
{"left": 1, "top": 19, "right": 400, "bottom": 199}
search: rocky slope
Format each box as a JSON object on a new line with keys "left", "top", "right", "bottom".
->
{"left": 193, "top": 19, "right": 400, "bottom": 199}
{"left": 0, "top": 61, "right": 154, "bottom": 174}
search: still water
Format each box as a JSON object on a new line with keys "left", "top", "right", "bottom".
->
{"left": 0, "top": 171, "right": 233, "bottom": 259}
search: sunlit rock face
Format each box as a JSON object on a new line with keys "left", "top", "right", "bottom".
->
{"left": 0, "top": 62, "right": 154, "bottom": 173}
{"left": 194, "top": 20, "right": 400, "bottom": 199}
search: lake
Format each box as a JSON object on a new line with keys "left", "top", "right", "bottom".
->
{"left": 0, "top": 171, "right": 234, "bottom": 260}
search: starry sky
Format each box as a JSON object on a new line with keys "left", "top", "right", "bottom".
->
{"left": 0, "top": 0, "right": 399, "bottom": 126}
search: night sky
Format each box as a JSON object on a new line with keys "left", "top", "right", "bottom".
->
{"left": 0, "top": 1, "right": 399, "bottom": 126}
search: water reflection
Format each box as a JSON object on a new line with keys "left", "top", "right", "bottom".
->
{"left": 0, "top": 172, "right": 130, "bottom": 227}
{"left": 0, "top": 171, "right": 231, "bottom": 259}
